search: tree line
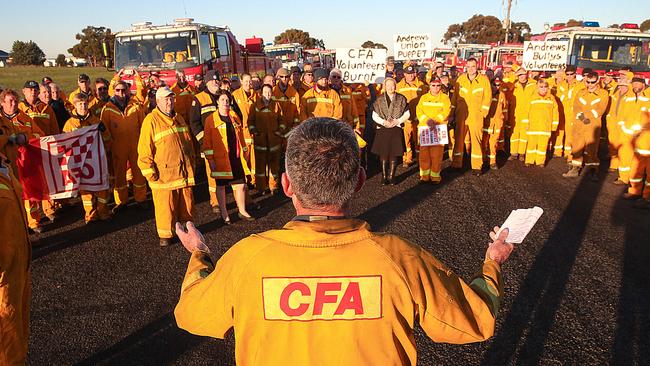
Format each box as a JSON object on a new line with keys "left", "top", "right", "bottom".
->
{"left": 7, "top": 18, "right": 650, "bottom": 66}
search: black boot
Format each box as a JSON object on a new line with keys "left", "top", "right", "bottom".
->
{"left": 381, "top": 160, "right": 389, "bottom": 185}
{"left": 388, "top": 161, "right": 398, "bottom": 185}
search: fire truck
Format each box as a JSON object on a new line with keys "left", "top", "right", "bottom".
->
{"left": 111, "top": 18, "right": 273, "bottom": 88}
{"left": 264, "top": 43, "right": 304, "bottom": 70}
{"left": 442, "top": 43, "right": 523, "bottom": 70}
{"left": 304, "top": 49, "right": 336, "bottom": 69}
{"left": 531, "top": 22, "right": 650, "bottom": 79}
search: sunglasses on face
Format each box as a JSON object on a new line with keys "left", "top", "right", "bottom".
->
{"left": 278, "top": 75, "right": 289, "bottom": 79}
{"left": 586, "top": 80, "right": 598, "bottom": 84}
{"left": 114, "top": 88, "right": 127, "bottom": 92}
{"left": 331, "top": 76, "right": 341, "bottom": 79}
{"left": 98, "top": 87, "right": 108, "bottom": 91}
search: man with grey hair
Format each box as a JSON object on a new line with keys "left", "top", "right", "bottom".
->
{"left": 173, "top": 117, "right": 514, "bottom": 364}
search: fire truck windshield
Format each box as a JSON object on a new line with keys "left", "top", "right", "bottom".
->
{"left": 266, "top": 48, "right": 298, "bottom": 60}
{"left": 115, "top": 31, "right": 200, "bottom": 70}
{"left": 571, "top": 34, "right": 650, "bottom": 72}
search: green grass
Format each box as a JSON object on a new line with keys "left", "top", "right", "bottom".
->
{"left": 0, "top": 66, "right": 115, "bottom": 94}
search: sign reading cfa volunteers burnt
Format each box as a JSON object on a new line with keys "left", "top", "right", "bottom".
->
{"left": 336, "top": 48, "right": 387, "bottom": 83}
{"left": 522, "top": 41, "right": 569, "bottom": 71}
{"left": 393, "top": 33, "right": 432, "bottom": 61}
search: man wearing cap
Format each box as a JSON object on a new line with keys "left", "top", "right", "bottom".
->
{"left": 509, "top": 68, "right": 536, "bottom": 161}
{"left": 397, "top": 65, "right": 427, "bottom": 167}
{"left": 18, "top": 81, "right": 61, "bottom": 223}
{"left": 194, "top": 73, "right": 205, "bottom": 93}
{"left": 68, "top": 74, "right": 99, "bottom": 116}
{"left": 171, "top": 70, "right": 197, "bottom": 126}
{"left": 138, "top": 86, "right": 196, "bottom": 247}
{"left": 299, "top": 64, "right": 315, "bottom": 95}
{"left": 329, "top": 69, "right": 359, "bottom": 128}
{"left": 19, "top": 80, "right": 59, "bottom": 137}
{"left": 416, "top": 77, "right": 451, "bottom": 183}
{"left": 190, "top": 70, "right": 224, "bottom": 213}
{"left": 272, "top": 68, "right": 301, "bottom": 137}
{"left": 299, "top": 68, "right": 343, "bottom": 121}
{"left": 617, "top": 76, "right": 650, "bottom": 186}
{"left": 607, "top": 71, "right": 632, "bottom": 174}
{"left": 563, "top": 72, "right": 609, "bottom": 179}
{"left": 289, "top": 66, "right": 304, "bottom": 96}
{"left": 451, "top": 58, "right": 492, "bottom": 174}
{"left": 101, "top": 80, "right": 148, "bottom": 213}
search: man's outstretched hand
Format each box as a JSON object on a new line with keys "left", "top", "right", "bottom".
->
{"left": 175, "top": 222, "right": 210, "bottom": 253}
{"left": 486, "top": 226, "right": 514, "bottom": 265}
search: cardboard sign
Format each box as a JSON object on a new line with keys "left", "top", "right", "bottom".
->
{"left": 522, "top": 41, "right": 569, "bottom": 71}
{"left": 335, "top": 48, "right": 387, "bottom": 83}
{"left": 393, "top": 33, "right": 432, "bottom": 61}
{"left": 419, "top": 124, "right": 449, "bottom": 146}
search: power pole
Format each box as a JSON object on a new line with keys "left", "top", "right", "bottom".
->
{"left": 503, "top": 0, "right": 513, "bottom": 43}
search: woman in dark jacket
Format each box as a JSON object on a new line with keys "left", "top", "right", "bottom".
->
{"left": 371, "top": 77, "right": 410, "bottom": 185}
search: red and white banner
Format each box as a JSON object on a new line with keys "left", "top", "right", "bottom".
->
{"left": 17, "top": 125, "right": 109, "bottom": 200}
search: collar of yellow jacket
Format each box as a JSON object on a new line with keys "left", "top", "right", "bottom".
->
{"left": 256, "top": 218, "right": 374, "bottom": 248}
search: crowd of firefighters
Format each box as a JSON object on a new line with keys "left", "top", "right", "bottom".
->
{"left": 1, "top": 55, "right": 650, "bottom": 364}
{"left": 1, "top": 58, "right": 649, "bottom": 244}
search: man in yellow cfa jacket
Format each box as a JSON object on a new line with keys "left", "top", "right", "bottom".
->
{"left": 451, "top": 58, "right": 492, "bottom": 174}
{"left": 522, "top": 80, "right": 559, "bottom": 167}
{"left": 101, "top": 81, "right": 148, "bottom": 212}
{"left": 174, "top": 117, "right": 514, "bottom": 366}
{"left": 0, "top": 154, "right": 31, "bottom": 366}
{"left": 415, "top": 77, "right": 451, "bottom": 183}
{"left": 138, "top": 86, "right": 196, "bottom": 247}
{"left": 299, "top": 68, "right": 343, "bottom": 121}
{"left": 563, "top": 72, "right": 609, "bottom": 180}
{"left": 396, "top": 64, "right": 427, "bottom": 167}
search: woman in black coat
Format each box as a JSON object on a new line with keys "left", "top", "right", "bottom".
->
{"left": 371, "top": 77, "right": 410, "bottom": 185}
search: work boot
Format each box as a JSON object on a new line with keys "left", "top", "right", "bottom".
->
{"left": 490, "top": 163, "right": 499, "bottom": 170}
{"left": 381, "top": 160, "right": 389, "bottom": 185}
{"left": 136, "top": 201, "right": 152, "bottom": 211}
{"left": 112, "top": 204, "right": 128, "bottom": 215}
{"left": 508, "top": 154, "right": 518, "bottom": 161}
{"left": 613, "top": 178, "right": 628, "bottom": 186}
{"left": 518, "top": 155, "right": 525, "bottom": 162}
{"left": 472, "top": 169, "right": 482, "bottom": 176}
{"left": 562, "top": 166, "right": 581, "bottom": 178}
{"left": 388, "top": 161, "right": 398, "bottom": 185}
{"left": 159, "top": 238, "right": 172, "bottom": 247}
{"left": 587, "top": 168, "right": 599, "bottom": 182}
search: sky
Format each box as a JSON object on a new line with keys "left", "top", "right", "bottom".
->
{"left": 0, "top": 0, "right": 648, "bottom": 58}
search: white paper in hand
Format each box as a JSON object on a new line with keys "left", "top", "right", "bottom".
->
{"left": 498, "top": 206, "right": 544, "bottom": 244}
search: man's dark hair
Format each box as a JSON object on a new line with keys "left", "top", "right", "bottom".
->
{"left": 285, "top": 118, "right": 360, "bottom": 210}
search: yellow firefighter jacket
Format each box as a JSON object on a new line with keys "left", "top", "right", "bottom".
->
{"left": 523, "top": 92, "right": 560, "bottom": 135}
{"left": 174, "top": 218, "right": 504, "bottom": 366}
{"left": 18, "top": 100, "right": 60, "bottom": 136}
{"left": 271, "top": 84, "right": 300, "bottom": 134}
{"left": 299, "top": 87, "right": 343, "bottom": 121}
{"left": 137, "top": 108, "right": 195, "bottom": 190}
{"left": 202, "top": 109, "right": 248, "bottom": 180}
{"left": 0, "top": 157, "right": 31, "bottom": 366}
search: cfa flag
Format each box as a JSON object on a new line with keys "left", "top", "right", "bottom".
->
{"left": 17, "top": 125, "right": 109, "bottom": 200}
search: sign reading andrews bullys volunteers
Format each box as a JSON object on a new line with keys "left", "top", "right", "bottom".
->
{"left": 522, "top": 41, "right": 569, "bottom": 71}
{"left": 336, "top": 48, "right": 387, "bottom": 83}
{"left": 393, "top": 33, "right": 432, "bottom": 61}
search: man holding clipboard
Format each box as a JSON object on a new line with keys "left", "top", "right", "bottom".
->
{"left": 415, "top": 77, "right": 451, "bottom": 183}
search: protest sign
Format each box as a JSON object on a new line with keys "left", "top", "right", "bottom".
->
{"left": 522, "top": 41, "right": 569, "bottom": 71}
{"left": 418, "top": 124, "right": 449, "bottom": 146}
{"left": 335, "top": 48, "right": 387, "bottom": 83}
{"left": 393, "top": 33, "right": 432, "bottom": 61}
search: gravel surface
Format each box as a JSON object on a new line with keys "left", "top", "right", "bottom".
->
{"left": 27, "top": 156, "right": 650, "bottom": 365}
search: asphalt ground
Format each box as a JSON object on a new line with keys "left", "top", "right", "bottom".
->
{"left": 26, "top": 153, "right": 650, "bottom": 365}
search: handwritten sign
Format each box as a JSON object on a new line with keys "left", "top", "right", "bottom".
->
{"left": 335, "top": 48, "right": 387, "bottom": 83}
{"left": 393, "top": 33, "right": 432, "bottom": 61}
{"left": 522, "top": 41, "right": 569, "bottom": 71}
{"left": 419, "top": 124, "right": 448, "bottom": 146}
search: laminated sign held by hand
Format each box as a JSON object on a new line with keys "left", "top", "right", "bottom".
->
{"left": 497, "top": 206, "right": 544, "bottom": 244}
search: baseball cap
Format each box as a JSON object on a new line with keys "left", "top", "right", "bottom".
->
{"left": 205, "top": 70, "right": 220, "bottom": 81}
{"left": 515, "top": 68, "right": 527, "bottom": 76}
{"left": 194, "top": 74, "right": 204, "bottom": 81}
{"left": 329, "top": 68, "right": 342, "bottom": 78}
{"left": 631, "top": 76, "right": 646, "bottom": 84}
{"left": 155, "top": 86, "right": 175, "bottom": 99}
{"left": 313, "top": 68, "right": 328, "bottom": 80}
{"left": 290, "top": 66, "right": 301, "bottom": 74}
{"left": 78, "top": 73, "right": 90, "bottom": 82}
{"left": 429, "top": 77, "right": 442, "bottom": 85}
{"left": 404, "top": 65, "right": 416, "bottom": 74}
{"left": 42, "top": 76, "right": 53, "bottom": 84}
{"left": 23, "top": 80, "right": 39, "bottom": 89}
{"left": 276, "top": 68, "right": 290, "bottom": 77}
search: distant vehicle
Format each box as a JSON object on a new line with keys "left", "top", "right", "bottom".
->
{"left": 304, "top": 49, "right": 336, "bottom": 69}
{"left": 531, "top": 22, "right": 650, "bottom": 79}
{"left": 111, "top": 18, "right": 273, "bottom": 89}
{"left": 264, "top": 43, "right": 304, "bottom": 70}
